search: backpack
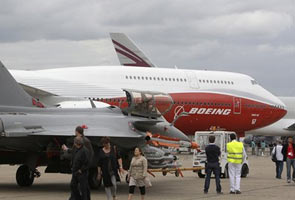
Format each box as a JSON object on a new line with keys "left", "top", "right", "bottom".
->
{"left": 272, "top": 146, "right": 277, "bottom": 162}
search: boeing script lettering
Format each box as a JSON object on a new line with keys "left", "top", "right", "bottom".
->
{"left": 188, "top": 108, "right": 231, "bottom": 115}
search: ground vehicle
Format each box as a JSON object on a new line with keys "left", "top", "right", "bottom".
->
{"left": 193, "top": 131, "right": 249, "bottom": 178}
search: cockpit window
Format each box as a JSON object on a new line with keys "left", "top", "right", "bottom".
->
{"left": 251, "top": 80, "right": 258, "bottom": 85}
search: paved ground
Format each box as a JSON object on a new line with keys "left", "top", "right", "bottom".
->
{"left": 1, "top": 155, "right": 295, "bottom": 200}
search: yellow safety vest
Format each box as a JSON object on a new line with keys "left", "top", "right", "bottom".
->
{"left": 227, "top": 140, "right": 243, "bottom": 164}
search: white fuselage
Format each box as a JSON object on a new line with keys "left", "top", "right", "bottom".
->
{"left": 10, "top": 66, "right": 285, "bottom": 106}
{"left": 9, "top": 66, "right": 287, "bottom": 136}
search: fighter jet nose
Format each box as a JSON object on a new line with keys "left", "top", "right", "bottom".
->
{"left": 167, "top": 125, "right": 190, "bottom": 141}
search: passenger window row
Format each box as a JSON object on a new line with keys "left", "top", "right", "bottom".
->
{"left": 173, "top": 101, "right": 231, "bottom": 107}
{"left": 199, "top": 79, "right": 234, "bottom": 85}
{"left": 125, "top": 75, "right": 187, "bottom": 82}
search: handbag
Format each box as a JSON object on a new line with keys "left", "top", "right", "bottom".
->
{"left": 272, "top": 146, "right": 277, "bottom": 162}
{"left": 143, "top": 176, "right": 152, "bottom": 187}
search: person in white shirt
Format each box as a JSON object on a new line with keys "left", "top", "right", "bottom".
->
{"left": 272, "top": 140, "right": 284, "bottom": 179}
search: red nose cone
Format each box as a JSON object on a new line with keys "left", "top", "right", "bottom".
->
{"left": 265, "top": 107, "right": 287, "bottom": 127}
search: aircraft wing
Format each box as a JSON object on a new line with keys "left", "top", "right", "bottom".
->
{"left": 1, "top": 112, "right": 144, "bottom": 138}
{"left": 10, "top": 69, "right": 125, "bottom": 99}
{"left": 110, "top": 33, "right": 156, "bottom": 67}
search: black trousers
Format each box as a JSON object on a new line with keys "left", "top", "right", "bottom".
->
{"left": 204, "top": 162, "right": 221, "bottom": 192}
{"left": 70, "top": 172, "right": 90, "bottom": 200}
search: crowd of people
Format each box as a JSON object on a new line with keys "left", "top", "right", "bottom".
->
{"left": 271, "top": 136, "right": 295, "bottom": 183}
{"left": 62, "top": 126, "right": 149, "bottom": 200}
{"left": 60, "top": 126, "right": 295, "bottom": 199}
{"left": 250, "top": 140, "right": 268, "bottom": 156}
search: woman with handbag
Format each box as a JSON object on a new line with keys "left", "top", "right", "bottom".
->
{"left": 97, "top": 137, "right": 124, "bottom": 200}
{"left": 128, "top": 147, "right": 149, "bottom": 200}
{"left": 272, "top": 140, "right": 284, "bottom": 179}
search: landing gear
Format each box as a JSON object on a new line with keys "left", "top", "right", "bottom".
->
{"left": 162, "top": 168, "right": 167, "bottom": 176}
{"left": 198, "top": 171, "right": 205, "bottom": 178}
{"left": 88, "top": 167, "right": 102, "bottom": 189}
{"left": 16, "top": 165, "right": 35, "bottom": 187}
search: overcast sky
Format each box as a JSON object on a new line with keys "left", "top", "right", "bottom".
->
{"left": 0, "top": 0, "right": 294, "bottom": 96}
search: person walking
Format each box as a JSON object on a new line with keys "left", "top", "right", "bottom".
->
{"left": 97, "top": 137, "right": 124, "bottom": 200}
{"left": 261, "top": 140, "right": 266, "bottom": 156}
{"left": 257, "top": 142, "right": 261, "bottom": 156}
{"left": 272, "top": 140, "right": 284, "bottom": 179}
{"left": 203, "top": 136, "right": 222, "bottom": 194}
{"left": 282, "top": 136, "right": 295, "bottom": 183}
{"left": 251, "top": 140, "right": 256, "bottom": 155}
{"left": 227, "top": 134, "right": 247, "bottom": 194}
{"left": 128, "top": 147, "right": 149, "bottom": 200}
{"left": 69, "top": 136, "right": 90, "bottom": 200}
{"left": 62, "top": 126, "right": 93, "bottom": 200}
{"left": 62, "top": 126, "right": 94, "bottom": 163}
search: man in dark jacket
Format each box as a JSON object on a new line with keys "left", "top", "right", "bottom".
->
{"left": 204, "top": 136, "right": 222, "bottom": 194}
{"left": 282, "top": 136, "right": 295, "bottom": 183}
{"left": 70, "top": 136, "right": 90, "bottom": 200}
{"left": 62, "top": 126, "right": 94, "bottom": 165}
{"left": 62, "top": 126, "right": 93, "bottom": 200}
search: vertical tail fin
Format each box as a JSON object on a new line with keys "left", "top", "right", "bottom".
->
{"left": 110, "top": 33, "right": 156, "bottom": 68}
{"left": 0, "top": 61, "right": 36, "bottom": 107}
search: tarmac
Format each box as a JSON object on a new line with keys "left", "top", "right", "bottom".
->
{"left": 0, "top": 154, "right": 295, "bottom": 200}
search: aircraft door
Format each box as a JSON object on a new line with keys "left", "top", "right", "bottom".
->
{"left": 185, "top": 71, "right": 200, "bottom": 89}
{"left": 233, "top": 97, "right": 241, "bottom": 114}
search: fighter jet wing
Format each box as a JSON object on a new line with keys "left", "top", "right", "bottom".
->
{"left": 1, "top": 112, "right": 144, "bottom": 138}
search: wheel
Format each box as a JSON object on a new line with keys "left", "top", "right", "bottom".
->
{"left": 241, "top": 164, "right": 249, "bottom": 178}
{"left": 175, "top": 170, "right": 179, "bottom": 177}
{"left": 198, "top": 171, "right": 205, "bottom": 178}
{"left": 88, "top": 167, "right": 101, "bottom": 189}
{"left": 162, "top": 168, "right": 167, "bottom": 176}
{"left": 16, "top": 165, "right": 34, "bottom": 187}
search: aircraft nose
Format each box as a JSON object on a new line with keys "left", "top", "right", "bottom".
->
{"left": 264, "top": 105, "right": 287, "bottom": 127}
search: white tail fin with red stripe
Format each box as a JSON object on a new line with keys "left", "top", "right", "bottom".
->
{"left": 110, "top": 33, "right": 156, "bottom": 68}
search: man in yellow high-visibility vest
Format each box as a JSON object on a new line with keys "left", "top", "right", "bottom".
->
{"left": 227, "top": 133, "right": 247, "bottom": 194}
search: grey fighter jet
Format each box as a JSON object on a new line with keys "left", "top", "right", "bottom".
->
{"left": 0, "top": 61, "right": 190, "bottom": 188}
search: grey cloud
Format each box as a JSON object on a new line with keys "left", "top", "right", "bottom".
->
{"left": 0, "top": 0, "right": 294, "bottom": 96}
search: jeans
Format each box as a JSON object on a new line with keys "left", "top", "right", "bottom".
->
{"left": 286, "top": 158, "right": 295, "bottom": 180}
{"left": 204, "top": 162, "right": 221, "bottom": 192}
{"left": 105, "top": 175, "right": 117, "bottom": 200}
{"left": 275, "top": 161, "right": 283, "bottom": 178}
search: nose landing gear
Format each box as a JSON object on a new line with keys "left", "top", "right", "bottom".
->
{"left": 16, "top": 165, "right": 40, "bottom": 187}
